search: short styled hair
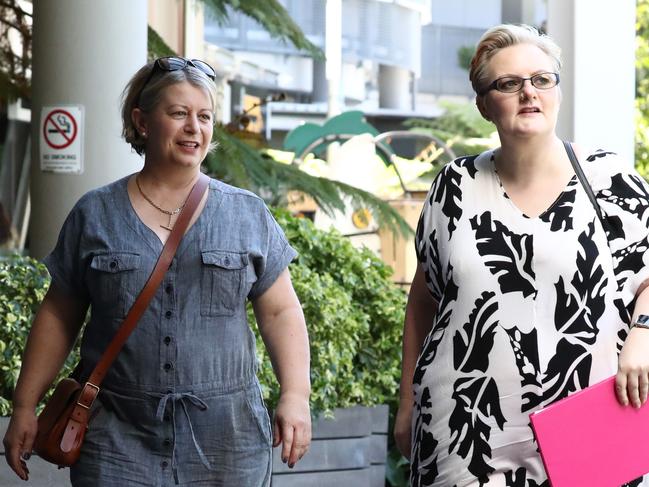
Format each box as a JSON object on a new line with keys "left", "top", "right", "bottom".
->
{"left": 121, "top": 61, "right": 219, "bottom": 155}
{"left": 469, "top": 24, "right": 562, "bottom": 96}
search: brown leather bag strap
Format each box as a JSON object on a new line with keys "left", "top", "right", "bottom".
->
{"left": 75, "top": 173, "right": 210, "bottom": 410}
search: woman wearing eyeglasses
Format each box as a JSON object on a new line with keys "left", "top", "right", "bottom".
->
{"left": 394, "top": 24, "right": 649, "bottom": 486}
{"left": 3, "top": 57, "right": 311, "bottom": 485}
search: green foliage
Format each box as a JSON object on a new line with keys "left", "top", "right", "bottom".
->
{"left": 147, "top": 26, "right": 176, "bottom": 60}
{"left": 386, "top": 445, "right": 410, "bottom": 486}
{"left": 207, "top": 125, "right": 412, "bottom": 237}
{"left": 637, "top": 0, "right": 649, "bottom": 177}
{"left": 253, "top": 209, "right": 406, "bottom": 417}
{"left": 405, "top": 101, "right": 494, "bottom": 140}
{"left": 0, "top": 255, "right": 79, "bottom": 416}
{"left": 457, "top": 45, "right": 475, "bottom": 71}
{"left": 201, "top": 0, "right": 323, "bottom": 59}
{"left": 405, "top": 101, "right": 496, "bottom": 160}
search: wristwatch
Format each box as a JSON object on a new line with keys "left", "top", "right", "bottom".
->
{"left": 630, "top": 314, "right": 649, "bottom": 330}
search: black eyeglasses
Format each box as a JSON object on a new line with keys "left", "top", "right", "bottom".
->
{"left": 137, "top": 57, "right": 216, "bottom": 106}
{"left": 479, "top": 72, "right": 560, "bottom": 96}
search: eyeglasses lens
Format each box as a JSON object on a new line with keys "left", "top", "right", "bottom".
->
{"left": 495, "top": 73, "right": 557, "bottom": 93}
{"left": 531, "top": 73, "right": 554, "bottom": 88}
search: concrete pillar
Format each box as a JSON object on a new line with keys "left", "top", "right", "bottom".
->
{"left": 230, "top": 81, "right": 245, "bottom": 122}
{"left": 501, "top": 0, "right": 539, "bottom": 25}
{"left": 378, "top": 64, "right": 411, "bottom": 110}
{"left": 548, "top": 0, "right": 635, "bottom": 164}
{"left": 326, "top": 0, "right": 342, "bottom": 118}
{"left": 312, "top": 59, "right": 328, "bottom": 103}
{"left": 30, "top": 0, "right": 147, "bottom": 258}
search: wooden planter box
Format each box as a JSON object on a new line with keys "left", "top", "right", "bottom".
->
{"left": 0, "top": 405, "right": 390, "bottom": 486}
{"left": 272, "top": 405, "right": 389, "bottom": 487}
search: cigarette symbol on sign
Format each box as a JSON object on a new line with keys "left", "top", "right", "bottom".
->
{"left": 43, "top": 109, "right": 78, "bottom": 150}
{"left": 48, "top": 115, "right": 71, "bottom": 134}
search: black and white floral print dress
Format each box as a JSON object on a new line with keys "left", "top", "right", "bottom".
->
{"left": 411, "top": 149, "right": 649, "bottom": 487}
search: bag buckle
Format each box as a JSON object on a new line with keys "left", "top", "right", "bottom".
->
{"left": 76, "top": 382, "right": 100, "bottom": 410}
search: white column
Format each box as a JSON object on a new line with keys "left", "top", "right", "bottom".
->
{"left": 312, "top": 59, "right": 328, "bottom": 103}
{"left": 548, "top": 0, "right": 636, "bottom": 164}
{"left": 326, "top": 0, "right": 342, "bottom": 118}
{"left": 31, "top": 0, "right": 147, "bottom": 258}
{"left": 378, "top": 64, "right": 412, "bottom": 110}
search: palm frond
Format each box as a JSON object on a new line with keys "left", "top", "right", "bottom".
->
{"left": 205, "top": 126, "right": 412, "bottom": 237}
{"left": 200, "top": 0, "right": 323, "bottom": 59}
{"left": 147, "top": 25, "right": 177, "bottom": 60}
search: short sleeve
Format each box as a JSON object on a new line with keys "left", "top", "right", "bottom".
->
{"left": 415, "top": 167, "right": 452, "bottom": 303}
{"left": 42, "top": 201, "right": 90, "bottom": 301}
{"left": 247, "top": 207, "right": 298, "bottom": 299}
{"left": 589, "top": 151, "right": 649, "bottom": 307}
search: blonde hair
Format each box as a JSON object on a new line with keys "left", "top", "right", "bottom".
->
{"left": 121, "top": 61, "right": 219, "bottom": 156}
{"left": 469, "top": 24, "right": 562, "bottom": 96}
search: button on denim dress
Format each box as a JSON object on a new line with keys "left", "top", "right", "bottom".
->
{"left": 44, "top": 176, "right": 297, "bottom": 486}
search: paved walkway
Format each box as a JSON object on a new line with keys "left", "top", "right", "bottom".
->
{"left": 0, "top": 418, "right": 71, "bottom": 486}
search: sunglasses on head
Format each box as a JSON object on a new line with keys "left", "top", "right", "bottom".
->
{"left": 137, "top": 56, "right": 216, "bottom": 106}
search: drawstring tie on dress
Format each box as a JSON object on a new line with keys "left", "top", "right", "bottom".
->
{"left": 156, "top": 392, "right": 212, "bottom": 484}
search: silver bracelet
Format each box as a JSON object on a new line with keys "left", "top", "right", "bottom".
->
{"left": 631, "top": 314, "right": 649, "bottom": 330}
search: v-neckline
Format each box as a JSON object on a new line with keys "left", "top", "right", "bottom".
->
{"left": 119, "top": 174, "right": 210, "bottom": 251}
{"left": 490, "top": 154, "right": 577, "bottom": 220}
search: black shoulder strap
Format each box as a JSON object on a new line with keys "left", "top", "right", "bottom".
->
{"left": 563, "top": 140, "right": 608, "bottom": 231}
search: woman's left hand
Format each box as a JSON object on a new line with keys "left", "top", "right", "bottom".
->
{"left": 273, "top": 391, "right": 311, "bottom": 468}
{"left": 616, "top": 327, "right": 649, "bottom": 408}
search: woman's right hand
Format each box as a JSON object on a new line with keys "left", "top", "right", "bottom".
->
{"left": 2, "top": 406, "right": 38, "bottom": 481}
{"left": 393, "top": 403, "right": 413, "bottom": 460}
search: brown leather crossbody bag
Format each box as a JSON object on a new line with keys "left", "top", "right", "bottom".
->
{"left": 32, "top": 173, "right": 210, "bottom": 467}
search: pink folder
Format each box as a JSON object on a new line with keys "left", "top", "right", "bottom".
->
{"left": 529, "top": 376, "right": 649, "bottom": 486}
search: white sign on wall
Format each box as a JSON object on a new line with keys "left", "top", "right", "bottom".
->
{"left": 40, "top": 105, "right": 84, "bottom": 173}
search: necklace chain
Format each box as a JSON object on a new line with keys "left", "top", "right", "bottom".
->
{"left": 135, "top": 174, "right": 187, "bottom": 230}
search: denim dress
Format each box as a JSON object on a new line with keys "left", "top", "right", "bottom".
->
{"left": 43, "top": 175, "right": 297, "bottom": 486}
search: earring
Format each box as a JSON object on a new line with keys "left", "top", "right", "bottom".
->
{"left": 141, "top": 131, "right": 146, "bottom": 137}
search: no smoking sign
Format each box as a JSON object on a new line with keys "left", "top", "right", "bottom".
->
{"left": 40, "top": 105, "right": 84, "bottom": 173}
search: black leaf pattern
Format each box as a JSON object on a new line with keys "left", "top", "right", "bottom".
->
{"left": 599, "top": 173, "right": 649, "bottom": 223}
{"left": 471, "top": 212, "right": 536, "bottom": 298}
{"left": 612, "top": 236, "right": 649, "bottom": 290}
{"left": 541, "top": 338, "right": 592, "bottom": 405}
{"left": 453, "top": 291, "right": 499, "bottom": 373}
{"left": 552, "top": 221, "right": 606, "bottom": 345}
{"left": 432, "top": 164, "right": 463, "bottom": 238}
{"left": 539, "top": 179, "right": 577, "bottom": 231}
{"left": 413, "top": 270, "right": 458, "bottom": 386}
{"left": 448, "top": 376, "right": 505, "bottom": 482}
{"left": 416, "top": 212, "right": 425, "bottom": 261}
{"left": 504, "top": 327, "right": 542, "bottom": 412}
{"left": 504, "top": 468, "right": 550, "bottom": 487}
{"left": 622, "top": 476, "right": 644, "bottom": 487}
{"left": 457, "top": 154, "right": 479, "bottom": 179}
{"left": 586, "top": 150, "right": 616, "bottom": 162}
{"left": 504, "top": 467, "right": 527, "bottom": 487}
{"left": 423, "top": 228, "right": 445, "bottom": 300}
{"left": 410, "top": 388, "right": 439, "bottom": 486}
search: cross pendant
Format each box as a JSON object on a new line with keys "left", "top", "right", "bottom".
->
{"left": 161, "top": 213, "right": 174, "bottom": 231}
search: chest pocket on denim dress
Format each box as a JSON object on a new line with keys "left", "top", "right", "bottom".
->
{"left": 201, "top": 250, "right": 248, "bottom": 316}
{"left": 88, "top": 252, "right": 141, "bottom": 319}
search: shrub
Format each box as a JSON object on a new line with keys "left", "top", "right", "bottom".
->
{"left": 0, "top": 211, "right": 406, "bottom": 419}
{"left": 258, "top": 209, "right": 406, "bottom": 416}
{"left": 0, "top": 255, "right": 78, "bottom": 415}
